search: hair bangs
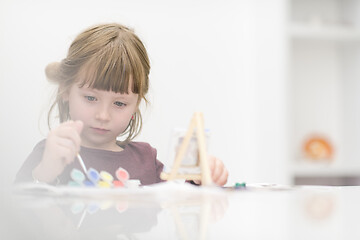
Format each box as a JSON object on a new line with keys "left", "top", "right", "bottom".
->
{"left": 76, "top": 43, "right": 136, "bottom": 94}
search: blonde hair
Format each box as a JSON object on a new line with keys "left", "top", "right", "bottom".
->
{"left": 46, "top": 23, "right": 150, "bottom": 143}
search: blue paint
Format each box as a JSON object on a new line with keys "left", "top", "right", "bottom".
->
{"left": 83, "top": 180, "right": 95, "bottom": 187}
{"left": 87, "top": 168, "right": 100, "bottom": 183}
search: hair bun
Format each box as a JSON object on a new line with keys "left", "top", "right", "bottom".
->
{"left": 45, "top": 62, "right": 61, "bottom": 83}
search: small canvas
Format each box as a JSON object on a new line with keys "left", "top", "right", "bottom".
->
{"left": 160, "top": 112, "right": 213, "bottom": 186}
{"left": 168, "top": 128, "right": 210, "bottom": 173}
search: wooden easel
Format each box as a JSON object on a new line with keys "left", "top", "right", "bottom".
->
{"left": 160, "top": 112, "right": 212, "bottom": 186}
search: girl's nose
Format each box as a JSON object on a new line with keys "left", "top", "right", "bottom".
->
{"left": 95, "top": 105, "right": 110, "bottom": 121}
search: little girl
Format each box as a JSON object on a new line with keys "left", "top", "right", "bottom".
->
{"left": 15, "top": 23, "right": 228, "bottom": 186}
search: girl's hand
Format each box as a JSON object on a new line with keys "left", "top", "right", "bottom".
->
{"left": 193, "top": 156, "right": 228, "bottom": 186}
{"left": 32, "top": 120, "right": 83, "bottom": 183}
{"left": 208, "top": 156, "right": 228, "bottom": 186}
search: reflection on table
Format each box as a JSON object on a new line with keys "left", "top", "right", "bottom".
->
{"left": 3, "top": 182, "right": 360, "bottom": 239}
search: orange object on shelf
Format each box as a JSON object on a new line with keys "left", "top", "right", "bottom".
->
{"left": 303, "top": 136, "right": 333, "bottom": 161}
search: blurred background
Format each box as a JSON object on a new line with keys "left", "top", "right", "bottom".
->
{"left": 1, "top": 0, "right": 360, "bottom": 188}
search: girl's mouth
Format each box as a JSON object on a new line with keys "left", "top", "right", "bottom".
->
{"left": 91, "top": 127, "right": 110, "bottom": 134}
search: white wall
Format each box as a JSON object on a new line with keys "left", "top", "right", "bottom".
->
{"left": 0, "top": 0, "right": 289, "bottom": 187}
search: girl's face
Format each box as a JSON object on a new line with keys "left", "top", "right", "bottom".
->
{"left": 65, "top": 82, "right": 139, "bottom": 151}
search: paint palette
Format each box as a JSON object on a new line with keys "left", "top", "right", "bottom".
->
{"left": 68, "top": 167, "right": 139, "bottom": 188}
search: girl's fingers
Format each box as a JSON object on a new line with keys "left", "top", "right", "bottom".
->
{"left": 44, "top": 121, "right": 83, "bottom": 166}
{"left": 190, "top": 156, "right": 228, "bottom": 186}
{"left": 211, "top": 158, "right": 222, "bottom": 179}
{"left": 55, "top": 138, "right": 78, "bottom": 164}
{"left": 38, "top": 121, "right": 83, "bottom": 183}
{"left": 53, "top": 146, "right": 73, "bottom": 166}
{"left": 51, "top": 122, "right": 82, "bottom": 152}
{"left": 209, "top": 156, "right": 228, "bottom": 186}
{"left": 56, "top": 127, "right": 81, "bottom": 147}
{"left": 216, "top": 169, "right": 229, "bottom": 186}
{"left": 56, "top": 137, "right": 76, "bottom": 152}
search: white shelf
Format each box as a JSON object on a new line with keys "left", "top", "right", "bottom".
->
{"left": 292, "top": 161, "right": 360, "bottom": 177}
{"left": 288, "top": 0, "right": 360, "bottom": 184}
{"left": 290, "top": 23, "right": 360, "bottom": 41}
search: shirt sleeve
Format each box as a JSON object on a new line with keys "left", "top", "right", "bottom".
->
{"left": 148, "top": 144, "right": 165, "bottom": 184}
{"left": 155, "top": 157, "right": 165, "bottom": 183}
{"left": 14, "top": 140, "right": 46, "bottom": 183}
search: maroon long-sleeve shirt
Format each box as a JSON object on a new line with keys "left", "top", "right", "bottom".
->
{"left": 15, "top": 139, "right": 165, "bottom": 186}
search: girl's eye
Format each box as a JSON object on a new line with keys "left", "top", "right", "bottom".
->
{"left": 114, "top": 101, "right": 125, "bottom": 107}
{"left": 85, "top": 96, "right": 97, "bottom": 101}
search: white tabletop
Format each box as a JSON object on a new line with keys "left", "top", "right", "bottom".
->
{"left": 2, "top": 182, "right": 359, "bottom": 240}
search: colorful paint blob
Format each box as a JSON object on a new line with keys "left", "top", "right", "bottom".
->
{"left": 70, "top": 168, "right": 85, "bottom": 183}
{"left": 87, "top": 168, "right": 100, "bottom": 183}
{"left": 98, "top": 180, "right": 111, "bottom": 188}
{"left": 116, "top": 167, "right": 129, "bottom": 181}
{"left": 100, "top": 171, "right": 114, "bottom": 183}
